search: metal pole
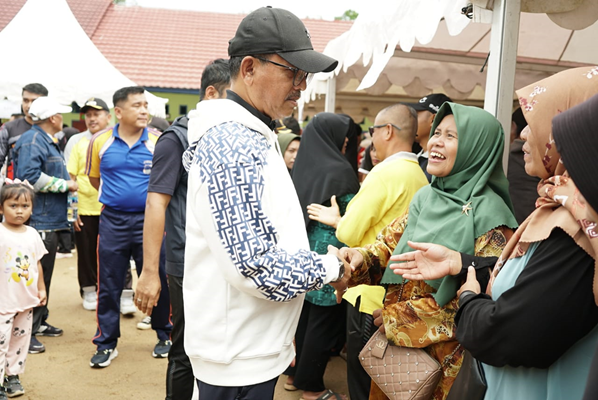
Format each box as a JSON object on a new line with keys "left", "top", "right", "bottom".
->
{"left": 483, "top": 0, "right": 521, "bottom": 172}
{"left": 324, "top": 75, "right": 337, "bottom": 113}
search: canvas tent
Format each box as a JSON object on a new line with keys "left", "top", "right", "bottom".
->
{"left": 0, "top": 0, "right": 167, "bottom": 116}
{"left": 300, "top": 0, "right": 598, "bottom": 167}
{"left": 302, "top": 0, "right": 598, "bottom": 120}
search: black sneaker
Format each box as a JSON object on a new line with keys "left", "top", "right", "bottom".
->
{"left": 90, "top": 348, "right": 118, "bottom": 368}
{"left": 28, "top": 336, "right": 45, "bottom": 354}
{"left": 36, "top": 322, "right": 63, "bottom": 337}
{"left": 4, "top": 375, "right": 24, "bottom": 397}
{"left": 152, "top": 339, "right": 172, "bottom": 358}
{"left": 0, "top": 385, "right": 7, "bottom": 400}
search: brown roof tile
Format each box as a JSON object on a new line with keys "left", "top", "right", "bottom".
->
{"left": 92, "top": 5, "right": 352, "bottom": 89}
{"left": 1, "top": 1, "right": 352, "bottom": 90}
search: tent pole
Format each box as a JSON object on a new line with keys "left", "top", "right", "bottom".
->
{"left": 324, "top": 76, "right": 337, "bottom": 113}
{"left": 483, "top": 0, "right": 521, "bottom": 172}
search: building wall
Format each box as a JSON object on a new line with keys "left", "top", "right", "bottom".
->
{"left": 147, "top": 90, "right": 199, "bottom": 122}
{"left": 62, "top": 90, "right": 199, "bottom": 132}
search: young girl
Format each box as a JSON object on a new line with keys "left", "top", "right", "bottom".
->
{"left": 0, "top": 179, "right": 47, "bottom": 399}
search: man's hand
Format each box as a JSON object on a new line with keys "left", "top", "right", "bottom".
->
{"left": 389, "top": 241, "right": 462, "bottom": 280}
{"left": 327, "top": 245, "right": 353, "bottom": 303}
{"left": 66, "top": 180, "right": 78, "bottom": 192}
{"left": 457, "top": 266, "right": 481, "bottom": 297}
{"left": 372, "top": 308, "right": 385, "bottom": 334}
{"left": 134, "top": 271, "right": 162, "bottom": 315}
{"left": 338, "top": 247, "right": 364, "bottom": 270}
{"left": 73, "top": 215, "right": 83, "bottom": 232}
{"left": 307, "top": 195, "right": 341, "bottom": 228}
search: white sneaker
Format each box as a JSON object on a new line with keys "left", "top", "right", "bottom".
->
{"left": 120, "top": 289, "right": 136, "bottom": 315}
{"left": 56, "top": 252, "right": 73, "bottom": 259}
{"left": 137, "top": 316, "right": 151, "bottom": 330}
{"left": 82, "top": 286, "right": 97, "bottom": 311}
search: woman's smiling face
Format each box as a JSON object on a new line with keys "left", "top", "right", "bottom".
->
{"left": 427, "top": 114, "right": 458, "bottom": 178}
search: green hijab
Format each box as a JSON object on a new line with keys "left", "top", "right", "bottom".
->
{"left": 277, "top": 132, "right": 301, "bottom": 154}
{"left": 382, "top": 102, "right": 518, "bottom": 306}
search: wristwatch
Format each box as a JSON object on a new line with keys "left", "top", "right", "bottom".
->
{"left": 332, "top": 256, "right": 345, "bottom": 283}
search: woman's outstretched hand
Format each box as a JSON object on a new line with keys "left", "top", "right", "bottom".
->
{"left": 307, "top": 195, "right": 341, "bottom": 228}
{"left": 389, "top": 241, "right": 462, "bottom": 280}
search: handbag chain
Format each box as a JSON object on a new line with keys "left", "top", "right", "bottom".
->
{"left": 397, "top": 277, "right": 461, "bottom": 367}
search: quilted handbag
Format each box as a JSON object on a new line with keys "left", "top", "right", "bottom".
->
{"left": 359, "top": 329, "right": 442, "bottom": 400}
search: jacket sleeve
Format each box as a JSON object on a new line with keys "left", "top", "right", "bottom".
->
{"left": 455, "top": 228, "right": 598, "bottom": 368}
{"left": 15, "top": 140, "right": 67, "bottom": 193}
{"left": 204, "top": 160, "right": 339, "bottom": 302}
{"left": 0, "top": 126, "right": 7, "bottom": 171}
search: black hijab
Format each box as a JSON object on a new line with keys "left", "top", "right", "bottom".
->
{"left": 292, "top": 113, "right": 361, "bottom": 227}
{"left": 340, "top": 113, "right": 362, "bottom": 174}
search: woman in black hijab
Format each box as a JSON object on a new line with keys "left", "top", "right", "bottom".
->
{"left": 285, "top": 112, "right": 360, "bottom": 400}
{"left": 293, "top": 113, "right": 360, "bottom": 227}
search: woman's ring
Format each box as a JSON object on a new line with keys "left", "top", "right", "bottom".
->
{"left": 137, "top": 298, "right": 142, "bottom": 303}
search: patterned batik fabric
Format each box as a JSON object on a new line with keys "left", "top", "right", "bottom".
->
{"left": 349, "top": 213, "right": 508, "bottom": 400}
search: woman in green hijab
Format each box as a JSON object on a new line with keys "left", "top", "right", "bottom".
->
{"left": 344, "top": 102, "right": 518, "bottom": 400}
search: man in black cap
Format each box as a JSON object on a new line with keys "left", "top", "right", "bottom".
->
{"left": 407, "top": 93, "right": 452, "bottom": 182}
{"left": 182, "top": 7, "right": 351, "bottom": 399}
{"left": 64, "top": 98, "right": 112, "bottom": 311}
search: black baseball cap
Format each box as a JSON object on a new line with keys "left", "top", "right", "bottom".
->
{"left": 228, "top": 7, "right": 338, "bottom": 74}
{"left": 407, "top": 94, "right": 452, "bottom": 114}
{"left": 80, "top": 97, "right": 109, "bottom": 113}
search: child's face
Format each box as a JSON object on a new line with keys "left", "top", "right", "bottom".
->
{"left": 1, "top": 194, "right": 32, "bottom": 227}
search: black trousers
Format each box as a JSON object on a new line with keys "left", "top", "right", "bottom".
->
{"left": 166, "top": 275, "right": 194, "bottom": 400}
{"left": 32, "top": 231, "right": 59, "bottom": 333}
{"left": 74, "top": 215, "right": 99, "bottom": 291}
{"left": 74, "top": 216, "right": 132, "bottom": 294}
{"left": 56, "top": 229, "right": 73, "bottom": 253}
{"left": 196, "top": 376, "right": 277, "bottom": 400}
{"left": 346, "top": 298, "right": 377, "bottom": 400}
{"left": 291, "top": 300, "right": 346, "bottom": 392}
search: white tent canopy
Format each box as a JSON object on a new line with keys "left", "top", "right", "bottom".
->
{"left": 0, "top": 0, "right": 167, "bottom": 117}
{"left": 303, "top": 1, "right": 598, "bottom": 109}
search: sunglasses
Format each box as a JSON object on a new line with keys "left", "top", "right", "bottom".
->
{"left": 253, "top": 56, "right": 311, "bottom": 87}
{"left": 368, "top": 123, "right": 402, "bottom": 136}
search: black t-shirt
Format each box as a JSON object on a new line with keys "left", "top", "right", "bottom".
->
{"left": 0, "top": 118, "right": 32, "bottom": 172}
{"left": 148, "top": 133, "right": 183, "bottom": 197}
{"left": 148, "top": 122, "right": 187, "bottom": 277}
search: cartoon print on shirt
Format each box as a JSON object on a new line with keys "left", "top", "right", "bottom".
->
{"left": 10, "top": 252, "right": 34, "bottom": 286}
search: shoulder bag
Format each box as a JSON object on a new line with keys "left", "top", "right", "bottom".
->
{"left": 359, "top": 279, "right": 452, "bottom": 400}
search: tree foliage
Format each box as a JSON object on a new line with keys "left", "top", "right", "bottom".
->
{"left": 335, "top": 10, "right": 359, "bottom": 21}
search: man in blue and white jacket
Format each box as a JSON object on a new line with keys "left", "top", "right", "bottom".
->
{"left": 183, "top": 7, "right": 350, "bottom": 399}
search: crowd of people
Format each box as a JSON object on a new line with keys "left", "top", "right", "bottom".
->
{"left": 0, "top": 5, "right": 597, "bottom": 400}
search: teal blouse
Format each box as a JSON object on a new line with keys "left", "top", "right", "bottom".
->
{"left": 483, "top": 242, "right": 598, "bottom": 400}
{"left": 305, "top": 193, "right": 354, "bottom": 307}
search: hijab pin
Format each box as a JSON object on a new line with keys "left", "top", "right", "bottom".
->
{"left": 461, "top": 202, "right": 473, "bottom": 216}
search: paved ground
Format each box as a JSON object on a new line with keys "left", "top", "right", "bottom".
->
{"left": 17, "top": 255, "right": 350, "bottom": 399}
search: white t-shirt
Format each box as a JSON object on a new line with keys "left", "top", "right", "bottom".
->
{"left": 0, "top": 224, "right": 47, "bottom": 313}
